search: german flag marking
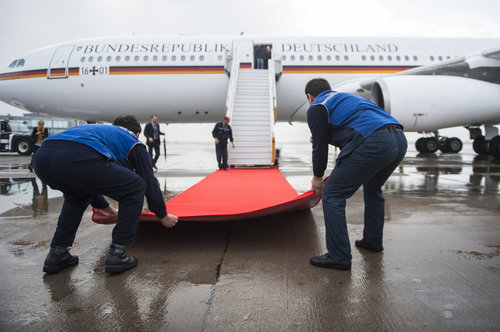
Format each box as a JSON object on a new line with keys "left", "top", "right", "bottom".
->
{"left": 109, "top": 66, "right": 225, "bottom": 75}
{"left": 0, "top": 67, "right": 80, "bottom": 80}
{"left": 282, "top": 65, "right": 416, "bottom": 74}
{"left": 0, "top": 69, "right": 48, "bottom": 81}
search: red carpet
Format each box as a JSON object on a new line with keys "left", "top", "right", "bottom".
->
{"left": 92, "top": 168, "right": 321, "bottom": 223}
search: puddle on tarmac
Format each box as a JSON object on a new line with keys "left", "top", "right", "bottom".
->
{"left": 0, "top": 143, "right": 499, "bottom": 216}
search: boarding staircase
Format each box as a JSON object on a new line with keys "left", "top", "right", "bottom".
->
{"left": 225, "top": 47, "right": 277, "bottom": 167}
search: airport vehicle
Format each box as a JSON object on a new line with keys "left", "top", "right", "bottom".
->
{"left": 0, "top": 116, "right": 87, "bottom": 155}
{"left": 0, "top": 120, "right": 34, "bottom": 155}
{"left": 0, "top": 35, "right": 499, "bottom": 162}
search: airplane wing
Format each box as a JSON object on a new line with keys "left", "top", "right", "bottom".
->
{"left": 355, "top": 46, "right": 500, "bottom": 91}
{"left": 332, "top": 46, "right": 500, "bottom": 132}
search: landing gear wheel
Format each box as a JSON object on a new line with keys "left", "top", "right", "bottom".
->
{"left": 438, "top": 137, "right": 448, "bottom": 152}
{"left": 473, "top": 136, "right": 488, "bottom": 155}
{"left": 445, "top": 137, "right": 462, "bottom": 153}
{"left": 488, "top": 136, "right": 500, "bottom": 159}
{"left": 423, "top": 137, "right": 438, "bottom": 153}
{"left": 416, "top": 138, "right": 427, "bottom": 153}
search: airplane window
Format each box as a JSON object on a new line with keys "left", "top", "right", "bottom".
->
{"left": 106, "top": 56, "right": 112, "bottom": 62}
{"left": 144, "top": 55, "right": 149, "bottom": 61}
{"left": 430, "top": 56, "right": 435, "bottom": 61}
{"left": 326, "top": 55, "right": 331, "bottom": 61}
{"left": 162, "top": 55, "right": 167, "bottom": 61}
{"left": 396, "top": 55, "right": 401, "bottom": 61}
{"left": 153, "top": 55, "right": 158, "bottom": 61}
{"left": 379, "top": 55, "right": 384, "bottom": 61}
{"left": 335, "top": 55, "right": 340, "bottom": 61}
{"left": 80, "top": 57, "right": 85, "bottom": 63}
{"left": 181, "top": 55, "right": 186, "bottom": 61}
{"left": 116, "top": 56, "right": 121, "bottom": 61}
{"left": 291, "top": 55, "right": 295, "bottom": 61}
{"left": 134, "top": 55, "right": 139, "bottom": 61}
{"left": 172, "top": 55, "right": 177, "bottom": 61}
{"left": 438, "top": 56, "right": 443, "bottom": 61}
{"left": 88, "top": 56, "right": 94, "bottom": 63}
{"left": 282, "top": 55, "right": 286, "bottom": 61}
{"left": 16, "top": 59, "right": 25, "bottom": 67}
{"left": 190, "top": 55, "right": 195, "bottom": 61}
{"left": 413, "top": 55, "right": 418, "bottom": 61}
{"left": 199, "top": 55, "right": 204, "bottom": 61}
{"left": 299, "top": 55, "right": 304, "bottom": 61}
{"left": 370, "top": 55, "right": 375, "bottom": 61}
{"left": 8, "top": 60, "right": 17, "bottom": 68}
{"left": 447, "top": 56, "right": 451, "bottom": 59}
{"left": 97, "top": 56, "right": 103, "bottom": 62}
{"left": 217, "top": 55, "right": 222, "bottom": 61}
{"left": 387, "top": 55, "right": 392, "bottom": 61}
{"left": 318, "top": 55, "right": 322, "bottom": 61}
{"left": 404, "top": 55, "right": 409, "bottom": 61}
{"left": 361, "top": 55, "right": 366, "bottom": 61}
{"left": 125, "top": 56, "right": 130, "bottom": 61}
{"left": 308, "top": 55, "right": 313, "bottom": 61}
{"left": 345, "top": 55, "right": 349, "bottom": 61}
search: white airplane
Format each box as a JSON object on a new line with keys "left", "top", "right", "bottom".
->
{"left": 0, "top": 35, "right": 499, "bottom": 158}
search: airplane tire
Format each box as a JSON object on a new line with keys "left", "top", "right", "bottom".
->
{"left": 438, "top": 137, "right": 449, "bottom": 152}
{"left": 423, "top": 138, "right": 438, "bottom": 153}
{"left": 445, "top": 137, "right": 462, "bottom": 153}
{"left": 488, "top": 136, "right": 500, "bottom": 159}
{"left": 415, "top": 138, "right": 427, "bottom": 153}
{"left": 473, "top": 136, "right": 488, "bottom": 155}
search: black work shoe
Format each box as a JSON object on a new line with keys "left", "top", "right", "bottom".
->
{"left": 355, "top": 239, "right": 384, "bottom": 252}
{"left": 309, "top": 253, "right": 351, "bottom": 270}
{"left": 43, "top": 246, "right": 79, "bottom": 274}
{"left": 105, "top": 244, "right": 138, "bottom": 274}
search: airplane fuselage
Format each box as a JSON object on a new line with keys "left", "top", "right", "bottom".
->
{"left": 1, "top": 35, "right": 499, "bottom": 131}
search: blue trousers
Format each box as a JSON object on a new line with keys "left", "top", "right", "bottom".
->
{"left": 256, "top": 58, "right": 264, "bottom": 69}
{"left": 322, "top": 126, "right": 407, "bottom": 261}
{"left": 33, "top": 141, "right": 146, "bottom": 247}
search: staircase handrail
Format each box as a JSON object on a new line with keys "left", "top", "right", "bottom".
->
{"left": 224, "top": 58, "right": 240, "bottom": 120}
{"left": 268, "top": 60, "right": 278, "bottom": 163}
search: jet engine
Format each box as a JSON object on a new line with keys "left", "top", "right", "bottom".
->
{"left": 369, "top": 75, "right": 500, "bottom": 132}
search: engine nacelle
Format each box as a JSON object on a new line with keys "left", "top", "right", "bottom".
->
{"left": 372, "top": 75, "right": 500, "bottom": 132}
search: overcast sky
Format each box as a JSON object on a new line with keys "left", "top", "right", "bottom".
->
{"left": 1, "top": 0, "right": 499, "bottom": 140}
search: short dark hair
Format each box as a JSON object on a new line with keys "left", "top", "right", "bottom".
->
{"left": 113, "top": 116, "right": 142, "bottom": 134}
{"left": 305, "top": 78, "right": 331, "bottom": 98}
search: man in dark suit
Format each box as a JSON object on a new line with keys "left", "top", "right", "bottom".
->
{"left": 212, "top": 116, "right": 234, "bottom": 170}
{"left": 144, "top": 115, "right": 164, "bottom": 170}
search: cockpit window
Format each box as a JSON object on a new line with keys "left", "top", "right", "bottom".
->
{"left": 8, "top": 59, "right": 25, "bottom": 68}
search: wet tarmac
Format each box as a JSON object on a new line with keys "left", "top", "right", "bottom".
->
{"left": 0, "top": 142, "right": 499, "bottom": 331}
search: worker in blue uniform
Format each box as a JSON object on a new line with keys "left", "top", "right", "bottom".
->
{"left": 212, "top": 116, "right": 234, "bottom": 170}
{"left": 305, "top": 78, "right": 407, "bottom": 270}
{"left": 33, "top": 116, "right": 178, "bottom": 274}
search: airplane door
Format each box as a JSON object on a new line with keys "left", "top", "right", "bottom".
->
{"left": 232, "top": 40, "right": 254, "bottom": 67}
{"left": 48, "top": 45, "right": 75, "bottom": 79}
